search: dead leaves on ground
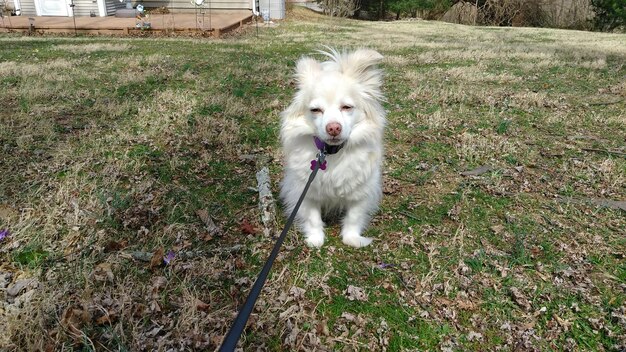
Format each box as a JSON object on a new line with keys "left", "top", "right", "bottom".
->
{"left": 194, "top": 298, "right": 210, "bottom": 312}
{"left": 95, "top": 309, "right": 119, "bottom": 326}
{"left": 434, "top": 296, "right": 480, "bottom": 312}
{"left": 382, "top": 178, "right": 400, "bottom": 194}
{"left": 104, "top": 240, "right": 128, "bottom": 253}
{"left": 239, "top": 218, "right": 258, "bottom": 235}
{"left": 345, "top": 285, "right": 368, "bottom": 302}
{"left": 60, "top": 306, "right": 91, "bottom": 339}
{"left": 91, "top": 263, "right": 114, "bottom": 282}
{"left": 149, "top": 247, "right": 165, "bottom": 269}
{"left": 196, "top": 209, "right": 222, "bottom": 239}
{"left": 509, "top": 287, "right": 531, "bottom": 311}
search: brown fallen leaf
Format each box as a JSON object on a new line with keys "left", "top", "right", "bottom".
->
{"left": 530, "top": 246, "right": 542, "bottom": 257}
{"left": 61, "top": 307, "right": 91, "bottom": 337}
{"left": 289, "top": 286, "right": 306, "bottom": 300}
{"left": 104, "top": 240, "right": 128, "bottom": 252}
{"left": 151, "top": 276, "right": 167, "bottom": 294}
{"left": 382, "top": 282, "right": 393, "bottom": 291}
{"left": 196, "top": 209, "right": 210, "bottom": 224}
{"left": 150, "top": 300, "right": 161, "bottom": 313}
{"left": 179, "top": 240, "right": 192, "bottom": 249}
{"left": 554, "top": 314, "right": 572, "bottom": 329}
{"left": 195, "top": 298, "right": 210, "bottom": 311}
{"left": 196, "top": 209, "right": 222, "bottom": 236}
{"left": 95, "top": 311, "right": 118, "bottom": 325}
{"left": 509, "top": 287, "right": 531, "bottom": 311}
{"left": 234, "top": 257, "right": 246, "bottom": 269}
{"left": 240, "top": 219, "right": 257, "bottom": 235}
{"left": 522, "top": 320, "right": 536, "bottom": 330}
{"left": 316, "top": 319, "right": 330, "bottom": 336}
{"left": 435, "top": 297, "right": 453, "bottom": 307}
{"left": 92, "top": 262, "right": 114, "bottom": 282}
{"left": 456, "top": 299, "right": 478, "bottom": 311}
{"left": 132, "top": 303, "right": 147, "bottom": 318}
{"left": 150, "top": 247, "right": 164, "bottom": 269}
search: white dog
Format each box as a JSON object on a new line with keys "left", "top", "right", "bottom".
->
{"left": 279, "top": 48, "right": 386, "bottom": 248}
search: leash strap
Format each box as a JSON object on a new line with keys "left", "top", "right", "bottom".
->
{"left": 219, "top": 150, "right": 327, "bottom": 351}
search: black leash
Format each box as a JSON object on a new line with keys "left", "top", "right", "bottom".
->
{"left": 219, "top": 140, "right": 343, "bottom": 351}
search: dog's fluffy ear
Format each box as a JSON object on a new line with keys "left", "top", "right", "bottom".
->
{"left": 344, "top": 49, "right": 384, "bottom": 100}
{"left": 321, "top": 48, "right": 384, "bottom": 101}
{"left": 343, "top": 49, "right": 383, "bottom": 79}
{"left": 295, "top": 57, "right": 321, "bottom": 88}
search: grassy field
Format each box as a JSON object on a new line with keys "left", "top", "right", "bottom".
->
{"left": 1, "top": 7, "right": 625, "bottom": 351}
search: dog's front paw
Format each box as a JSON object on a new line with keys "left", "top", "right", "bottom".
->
{"left": 342, "top": 235, "right": 373, "bottom": 248}
{"left": 305, "top": 231, "right": 325, "bottom": 248}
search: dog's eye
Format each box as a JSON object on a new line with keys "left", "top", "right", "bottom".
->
{"left": 341, "top": 105, "right": 354, "bottom": 112}
{"left": 310, "top": 108, "right": 323, "bottom": 114}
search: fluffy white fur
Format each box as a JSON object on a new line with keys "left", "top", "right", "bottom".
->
{"left": 279, "top": 48, "right": 386, "bottom": 248}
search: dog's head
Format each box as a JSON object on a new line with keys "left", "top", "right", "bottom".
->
{"left": 284, "top": 48, "right": 385, "bottom": 146}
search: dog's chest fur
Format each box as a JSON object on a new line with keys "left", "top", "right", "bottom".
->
{"left": 289, "top": 143, "right": 382, "bottom": 204}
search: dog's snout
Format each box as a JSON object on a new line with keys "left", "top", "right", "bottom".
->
{"left": 326, "top": 122, "right": 342, "bottom": 137}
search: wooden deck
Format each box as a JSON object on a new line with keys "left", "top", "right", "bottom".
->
{"left": 0, "top": 11, "right": 253, "bottom": 36}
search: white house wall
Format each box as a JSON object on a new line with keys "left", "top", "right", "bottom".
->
{"left": 69, "top": 0, "right": 100, "bottom": 16}
{"left": 258, "top": 0, "right": 283, "bottom": 19}
{"left": 105, "top": 0, "right": 124, "bottom": 15}
{"left": 16, "top": 0, "right": 37, "bottom": 15}
{"left": 14, "top": 0, "right": 98, "bottom": 15}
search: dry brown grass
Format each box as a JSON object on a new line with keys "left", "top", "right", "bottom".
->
{"left": 455, "top": 131, "right": 521, "bottom": 164}
{"left": 53, "top": 43, "right": 133, "bottom": 53}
